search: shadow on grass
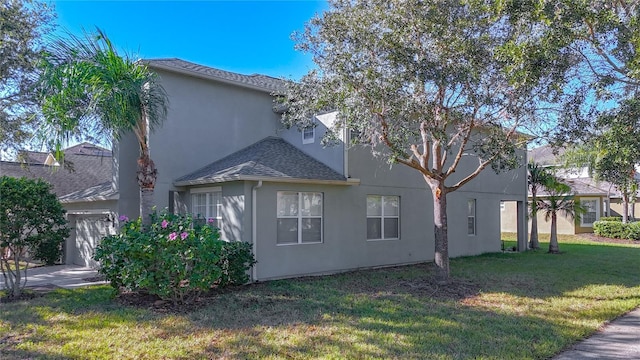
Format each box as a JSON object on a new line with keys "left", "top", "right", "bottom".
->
{"left": 0, "top": 241, "right": 639, "bottom": 359}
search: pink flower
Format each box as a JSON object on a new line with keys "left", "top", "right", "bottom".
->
{"left": 118, "top": 215, "right": 129, "bottom": 222}
{"left": 161, "top": 219, "right": 169, "bottom": 228}
{"left": 207, "top": 218, "right": 215, "bottom": 224}
{"left": 168, "top": 232, "right": 178, "bottom": 241}
{"left": 180, "top": 232, "right": 189, "bottom": 240}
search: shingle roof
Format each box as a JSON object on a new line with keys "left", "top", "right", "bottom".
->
{"left": 535, "top": 178, "right": 607, "bottom": 197}
{"left": 529, "top": 145, "right": 565, "bottom": 166}
{"left": 17, "top": 150, "right": 50, "bottom": 164}
{"left": 0, "top": 152, "right": 112, "bottom": 197}
{"left": 174, "top": 137, "right": 347, "bottom": 186}
{"left": 59, "top": 181, "right": 118, "bottom": 203}
{"left": 64, "top": 142, "right": 112, "bottom": 157}
{"left": 145, "top": 58, "right": 287, "bottom": 94}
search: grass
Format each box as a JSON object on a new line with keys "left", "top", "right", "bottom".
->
{"left": 1, "top": 235, "right": 639, "bottom": 359}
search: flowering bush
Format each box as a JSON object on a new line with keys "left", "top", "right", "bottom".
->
{"left": 94, "top": 211, "right": 256, "bottom": 303}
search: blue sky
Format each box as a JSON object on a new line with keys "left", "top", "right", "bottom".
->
{"left": 53, "top": 1, "right": 328, "bottom": 80}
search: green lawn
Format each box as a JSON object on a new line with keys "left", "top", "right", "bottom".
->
{"left": 1, "top": 235, "right": 639, "bottom": 359}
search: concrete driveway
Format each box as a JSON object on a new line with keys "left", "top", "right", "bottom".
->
{"left": 0, "top": 265, "right": 105, "bottom": 290}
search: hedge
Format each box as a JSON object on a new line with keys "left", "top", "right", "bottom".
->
{"left": 593, "top": 220, "right": 640, "bottom": 240}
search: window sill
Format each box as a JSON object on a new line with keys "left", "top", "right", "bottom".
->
{"left": 366, "top": 238, "right": 399, "bottom": 242}
{"left": 276, "top": 241, "right": 323, "bottom": 246}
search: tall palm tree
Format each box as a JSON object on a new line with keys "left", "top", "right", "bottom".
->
{"left": 537, "top": 179, "right": 584, "bottom": 254}
{"left": 38, "top": 29, "right": 168, "bottom": 225}
{"left": 528, "top": 162, "right": 553, "bottom": 249}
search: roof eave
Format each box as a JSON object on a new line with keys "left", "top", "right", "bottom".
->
{"left": 60, "top": 193, "right": 119, "bottom": 204}
{"left": 174, "top": 175, "right": 360, "bottom": 187}
{"left": 146, "top": 61, "right": 278, "bottom": 95}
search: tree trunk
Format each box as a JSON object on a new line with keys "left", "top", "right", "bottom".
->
{"left": 12, "top": 252, "right": 21, "bottom": 298}
{"left": 529, "top": 190, "right": 539, "bottom": 249}
{"left": 529, "top": 210, "right": 539, "bottom": 250}
{"left": 432, "top": 183, "right": 450, "bottom": 284}
{"left": 137, "top": 154, "right": 157, "bottom": 226}
{"left": 622, "top": 193, "right": 629, "bottom": 223}
{"left": 548, "top": 212, "right": 559, "bottom": 254}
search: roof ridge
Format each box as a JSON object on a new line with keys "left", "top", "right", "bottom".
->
{"left": 245, "top": 137, "right": 281, "bottom": 174}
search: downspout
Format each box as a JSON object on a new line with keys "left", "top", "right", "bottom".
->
{"left": 343, "top": 123, "right": 349, "bottom": 178}
{"left": 607, "top": 183, "right": 613, "bottom": 217}
{"left": 251, "top": 180, "right": 263, "bottom": 282}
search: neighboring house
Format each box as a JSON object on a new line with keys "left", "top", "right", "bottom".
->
{"left": 67, "top": 58, "right": 529, "bottom": 280}
{"left": 502, "top": 144, "right": 639, "bottom": 236}
{"left": 0, "top": 142, "right": 115, "bottom": 266}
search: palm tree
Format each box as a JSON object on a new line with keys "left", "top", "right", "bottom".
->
{"left": 38, "top": 29, "right": 168, "bottom": 225}
{"left": 537, "top": 179, "right": 585, "bottom": 254}
{"left": 528, "top": 162, "right": 553, "bottom": 249}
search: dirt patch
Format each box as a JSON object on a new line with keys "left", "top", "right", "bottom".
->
{"left": 0, "top": 287, "right": 54, "bottom": 303}
{"left": 579, "top": 233, "right": 639, "bottom": 245}
{"left": 83, "top": 275, "right": 106, "bottom": 282}
{"left": 115, "top": 287, "right": 241, "bottom": 313}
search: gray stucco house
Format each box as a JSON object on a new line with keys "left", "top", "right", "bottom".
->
{"left": 64, "top": 58, "right": 528, "bottom": 280}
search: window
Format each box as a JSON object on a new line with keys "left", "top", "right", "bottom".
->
{"left": 367, "top": 195, "right": 400, "bottom": 240}
{"left": 191, "top": 188, "right": 222, "bottom": 228}
{"left": 467, "top": 199, "right": 476, "bottom": 235}
{"left": 580, "top": 198, "right": 599, "bottom": 227}
{"left": 302, "top": 126, "right": 315, "bottom": 144}
{"left": 277, "top": 192, "right": 323, "bottom": 244}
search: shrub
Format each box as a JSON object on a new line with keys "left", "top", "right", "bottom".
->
{"left": 627, "top": 222, "right": 640, "bottom": 241}
{"left": 593, "top": 220, "right": 628, "bottom": 239}
{"left": 94, "top": 211, "right": 256, "bottom": 303}
{"left": 32, "top": 237, "right": 65, "bottom": 266}
{"left": 600, "top": 216, "right": 622, "bottom": 222}
{"left": 0, "top": 176, "right": 69, "bottom": 298}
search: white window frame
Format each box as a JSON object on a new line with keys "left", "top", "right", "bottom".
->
{"left": 468, "top": 199, "right": 476, "bottom": 236}
{"left": 190, "top": 187, "right": 223, "bottom": 228}
{"left": 277, "top": 191, "right": 323, "bottom": 245}
{"left": 580, "top": 197, "right": 600, "bottom": 227}
{"left": 302, "top": 126, "right": 315, "bottom": 144}
{"left": 366, "top": 195, "right": 400, "bottom": 241}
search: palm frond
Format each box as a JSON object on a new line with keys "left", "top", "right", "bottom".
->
{"left": 37, "top": 27, "right": 169, "bottom": 153}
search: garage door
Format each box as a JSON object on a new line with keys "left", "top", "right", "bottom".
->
{"left": 70, "top": 214, "right": 116, "bottom": 267}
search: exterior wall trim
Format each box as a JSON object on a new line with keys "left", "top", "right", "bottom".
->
{"left": 189, "top": 186, "right": 222, "bottom": 194}
{"left": 66, "top": 209, "right": 113, "bottom": 215}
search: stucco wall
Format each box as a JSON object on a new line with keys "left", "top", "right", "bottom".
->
{"left": 279, "top": 112, "right": 345, "bottom": 176}
{"left": 252, "top": 182, "right": 432, "bottom": 280}
{"left": 610, "top": 198, "right": 640, "bottom": 220}
{"left": 504, "top": 195, "right": 607, "bottom": 235}
{"left": 348, "top": 145, "right": 526, "bottom": 255}
{"left": 117, "top": 69, "right": 284, "bottom": 218}
{"left": 248, "top": 142, "right": 527, "bottom": 280}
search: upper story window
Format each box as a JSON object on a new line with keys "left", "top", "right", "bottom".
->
{"left": 302, "top": 126, "right": 315, "bottom": 144}
{"left": 277, "top": 191, "right": 323, "bottom": 245}
{"left": 191, "top": 187, "right": 222, "bottom": 229}
{"left": 367, "top": 195, "right": 400, "bottom": 240}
